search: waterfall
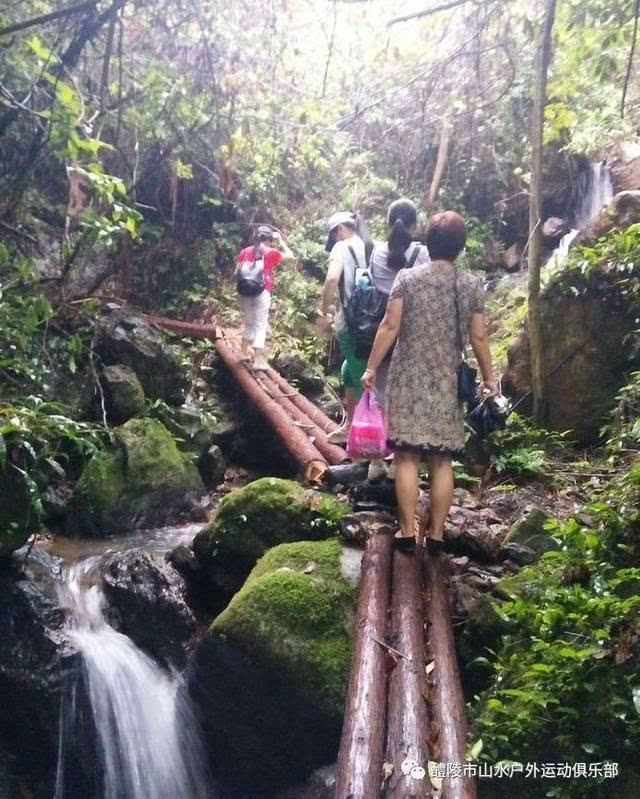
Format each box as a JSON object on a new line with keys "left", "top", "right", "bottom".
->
{"left": 55, "top": 558, "right": 212, "bottom": 799}
{"left": 547, "top": 161, "right": 613, "bottom": 270}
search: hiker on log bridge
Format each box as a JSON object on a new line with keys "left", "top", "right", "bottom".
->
{"left": 362, "top": 211, "right": 497, "bottom": 552}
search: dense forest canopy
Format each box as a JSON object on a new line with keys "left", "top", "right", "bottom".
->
{"left": 1, "top": 0, "right": 638, "bottom": 290}
{"left": 3, "top": 3, "right": 640, "bottom": 799}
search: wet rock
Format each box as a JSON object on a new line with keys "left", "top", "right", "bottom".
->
{"left": 0, "top": 462, "right": 41, "bottom": 558}
{"left": 66, "top": 418, "right": 204, "bottom": 537}
{"left": 316, "top": 389, "right": 345, "bottom": 423}
{"left": 444, "top": 505, "right": 503, "bottom": 561}
{"left": 273, "top": 763, "right": 336, "bottom": 799}
{"left": 324, "top": 462, "right": 368, "bottom": 487}
{"left": 503, "top": 237, "right": 640, "bottom": 442}
{"left": 166, "top": 544, "right": 200, "bottom": 577}
{"left": 0, "top": 550, "right": 95, "bottom": 797}
{"left": 611, "top": 141, "right": 640, "bottom": 194}
{"left": 503, "top": 242, "right": 524, "bottom": 272}
{"left": 574, "top": 190, "right": 640, "bottom": 248}
{"left": 102, "top": 550, "right": 195, "bottom": 668}
{"left": 500, "top": 541, "right": 538, "bottom": 565}
{"left": 503, "top": 507, "right": 557, "bottom": 555}
{"left": 542, "top": 216, "right": 570, "bottom": 240}
{"left": 189, "top": 539, "right": 358, "bottom": 792}
{"left": 102, "top": 364, "right": 145, "bottom": 423}
{"left": 192, "top": 478, "right": 347, "bottom": 601}
{"left": 198, "top": 444, "right": 227, "bottom": 487}
{"left": 96, "top": 312, "right": 188, "bottom": 405}
{"left": 273, "top": 352, "right": 325, "bottom": 394}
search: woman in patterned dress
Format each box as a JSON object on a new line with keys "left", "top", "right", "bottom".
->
{"left": 361, "top": 211, "right": 497, "bottom": 552}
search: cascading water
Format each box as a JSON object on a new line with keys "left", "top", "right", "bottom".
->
{"left": 548, "top": 160, "right": 614, "bottom": 269}
{"left": 54, "top": 550, "right": 212, "bottom": 799}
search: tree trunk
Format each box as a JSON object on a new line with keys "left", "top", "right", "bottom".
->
{"left": 527, "top": 0, "right": 557, "bottom": 425}
{"left": 383, "top": 549, "right": 431, "bottom": 798}
{"left": 336, "top": 533, "right": 393, "bottom": 799}
{"left": 427, "top": 110, "right": 452, "bottom": 208}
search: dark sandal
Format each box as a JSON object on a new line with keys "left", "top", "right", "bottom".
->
{"left": 426, "top": 538, "right": 445, "bottom": 555}
{"left": 393, "top": 533, "right": 416, "bottom": 550}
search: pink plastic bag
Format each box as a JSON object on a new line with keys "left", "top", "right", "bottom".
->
{"left": 346, "top": 389, "right": 391, "bottom": 460}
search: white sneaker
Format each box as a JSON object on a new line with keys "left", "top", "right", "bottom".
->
{"left": 367, "top": 459, "right": 387, "bottom": 482}
{"left": 327, "top": 422, "right": 349, "bottom": 444}
{"left": 387, "top": 461, "right": 396, "bottom": 480}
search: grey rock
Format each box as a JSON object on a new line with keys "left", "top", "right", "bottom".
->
{"left": 102, "top": 550, "right": 196, "bottom": 668}
{"left": 102, "top": 364, "right": 145, "bottom": 423}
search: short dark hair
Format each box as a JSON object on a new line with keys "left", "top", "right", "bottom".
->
{"left": 426, "top": 211, "right": 467, "bottom": 261}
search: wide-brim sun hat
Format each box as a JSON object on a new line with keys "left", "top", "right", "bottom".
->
{"left": 325, "top": 211, "right": 355, "bottom": 251}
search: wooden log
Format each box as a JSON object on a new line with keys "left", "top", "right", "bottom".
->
{"left": 383, "top": 548, "right": 431, "bottom": 798}
{"left": 214, "top": 336, "right": 327, "bottom": 483}
{"left": 255, "top": 371, "right": 348, "bottom": 466}
{"left": 143, "top": 313, "right": 218, "bottom": 339}
{"left": 423, "top": 542, "right": 477, "bottom": 799}
{"left": 266, "top": 366, "right": 340, "bottom": 434}
{"left": 336, "top": 533, "right": 393, "bottom": 799}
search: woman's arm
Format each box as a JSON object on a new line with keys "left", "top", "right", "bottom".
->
{"left": 469, "top": 312, "right": 497, "bottom": 395}
{"left": 272, "top": 230, "right": 296, "bottom": 262}
{"left": 316, "top": 256, "right": 344, "bottom": 332}
{"left": 361, "top": 297, "right": 403, "bottom": 389}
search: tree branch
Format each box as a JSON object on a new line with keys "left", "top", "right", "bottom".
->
{"left": 621, "top": 0, "right": 640, "bottom": 119}
{"left": 0, "top": 2, "right": 97, "bottom": 37}
{"left": 388, "top": 0, "right": 473, "bottom": 26}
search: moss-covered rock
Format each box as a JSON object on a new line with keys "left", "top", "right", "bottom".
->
{"left": 192, "top": 477, "right": 348, "bottom": 598}
{"left": 502, "top": 506, "right": 558, "bottom": 556}
{"left": 0, "top": 464, "right": 41, "bottom": 558}
{"left": 96, "top": 312, "right": 188, "bottom": 405}
{"left": 102, "top": 364, "right": 145, "bottom": 423}
{"left": 66, "top": 418, "right": 203, "bottom": 537}
{"left": 189, "top": 538, "right": 361, "bottom": 791}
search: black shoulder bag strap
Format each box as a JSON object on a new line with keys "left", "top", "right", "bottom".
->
{"left": 454, "top": 268, "right": 478, "bottom": 404}
{"left": 406, "top": 243, "right": 421, "bottom": 269}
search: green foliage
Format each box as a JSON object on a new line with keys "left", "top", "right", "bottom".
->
{"left": 488, "top": 413, "right": 568, "bottom": 481}
{"left": 468, "top": 466, "right": 640, "bottom": 797}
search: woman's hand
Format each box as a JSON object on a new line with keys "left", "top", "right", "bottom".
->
{"left": 361, "top": 368, "right": 376, "bottom": 390}
{"left": 480, "top": 379, "right": 498, "bottom": 398}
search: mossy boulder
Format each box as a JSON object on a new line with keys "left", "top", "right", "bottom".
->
{"left": 189, "top": 538, "right": 361, "bottom": 791}
{"left": 102, "top": 364, "right": 145, "bottom": 423}
{"left": 502, "top": 507, "right": 558, "bottom": 556}
{"left": 192, "top": 477, "right": 348, "bottom": 599}
{"left": 96, "top": 312, "right": 188, "bottom": 405}
{"left": 0, "top": 463, "right": 41, "bottom": 558}
{"left": 66, "top": 418, "right": 203, "bottom": 537}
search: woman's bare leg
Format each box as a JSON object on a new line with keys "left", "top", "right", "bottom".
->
{"left": 394, "top": 450, "right": 421, "bottom": 537}
{"left": 428, "top": 454, "right": 453, "bottom": 541}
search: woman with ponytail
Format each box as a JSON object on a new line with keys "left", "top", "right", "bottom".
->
{"left": 362, "top": 211, "right": 496, "bottom": 551}
{"left": 364, "top": 200, "right": 430, "bottom": 481}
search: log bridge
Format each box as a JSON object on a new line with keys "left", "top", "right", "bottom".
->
{"left": 148, "top": 314, "right": 478, "bottom": 799}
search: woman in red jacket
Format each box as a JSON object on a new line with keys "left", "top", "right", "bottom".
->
{"left": 236, "top": 225, "right": 294, "bottom": 369}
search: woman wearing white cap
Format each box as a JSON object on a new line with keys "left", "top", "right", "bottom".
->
{"left": 316, "top": 211, "right": 368, "bottom": 443}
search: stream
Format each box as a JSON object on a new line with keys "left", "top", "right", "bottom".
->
{"left": 49, "top": 526, "right": 215, "bottom": 799}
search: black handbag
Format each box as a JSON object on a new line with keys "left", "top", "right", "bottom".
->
{"left": 454, "top": 269, "right": 478, "bottom": 405}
